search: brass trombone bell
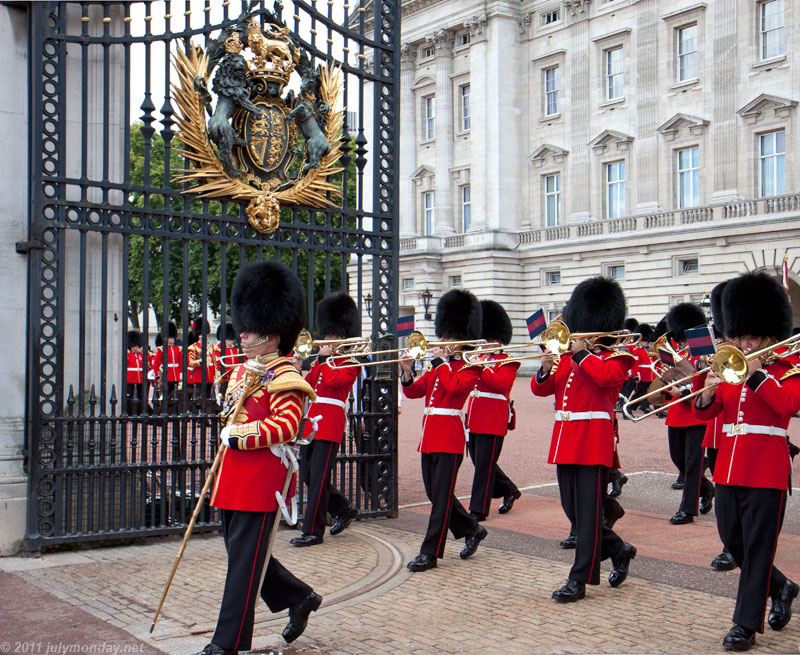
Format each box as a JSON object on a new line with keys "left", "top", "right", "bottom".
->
{"left": 293, "top": 328, "right": 372, "bottom": 360}
{"left": 622, "top": 334, "right": 800, "bottom": 421}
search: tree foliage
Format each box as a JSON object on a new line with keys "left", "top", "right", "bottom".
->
{"left": 127, "top": 122, "right": 358, "bottom": 330}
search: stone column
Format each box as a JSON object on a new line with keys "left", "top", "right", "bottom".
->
{"left": 399, "top": 44, "right": 417, "bottom": 237}
{"left": 567, "top": 2, "right": 592, "bottom": 222}
{"left": 635, "top": 0, "right": 660, "bottom": 213}
{"left": 429, "top": 29, "right": 455, "bottom": 235}
{"left": 710, "top": 0, "right": 738, "bottom": 203}
{"left": 465, "top": 14, "right": 488, "bottom": 232}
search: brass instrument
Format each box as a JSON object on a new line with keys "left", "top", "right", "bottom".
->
{"left": 217, "top": 351, "right": 247, "bottom": 367}
{"left": 330, "top": 330, "right": 487, "bottom": 368}
{"left": 293, "top": 328, "right": 372, "bottom": 360}
{"left": 461, "top": 319, "right": 640, "bottom": 366}
{"left": 622, "top": 333, "right": 800, "bottom": 421}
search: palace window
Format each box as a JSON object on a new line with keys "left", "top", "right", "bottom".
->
{"left": 677, "top": 147, "right": 699, "bottom": 208}
{"left": 544, "top": 173, "right": 561, "bottom": 227}
{"left": 606, "top": 264, "right": 625, "bottom": 280}
{"left": 460, "top": 85, "right": 471, "bottom": 131}
{"left": 450, "top": 275, "right": 462, "bottom": 288}
{"left": 759, "top": 130, "right": 785, "bottom": 197}
{"left": 402, "top": 278, "right": 415, "bottom": 290}
{"left": 545, "top": 270, "right": 561, "bottom": 286}
{"left": 424, "top": 96, "right": 436, "bottom": 140}
{"left": 424, "top": 191, "right": 435, "bottom": 235}
{"left": 461, "top": 185, "right": 472, "bottom": 232}
{"left": 760, "top": 0, "right": 784, "bottom": 60}
{"left": 605, "top": 47, "right": 624, "bottom": 100}
{"left": 676, "top": 24, "right": 697, "bottom": 82}
{"left": 605, "top": 161, "right": 626, "bottom": 219}
{"left": 676, "top": 257, "right": 699, "bottom": 276}
{"left": 544, "top": 67, "right": 559, "bottom": 116}
{"left": 541, "top": 9, "right": 560, "bottom": 26}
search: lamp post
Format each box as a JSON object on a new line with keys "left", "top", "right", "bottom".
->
{"left": 420, "top": 287, "right": 433, "bottom": 321}
{"left": 700, "top": 293, "right": 711, "bottom": 321}
{"left": 363, "top": 292, "right": 373, "bottom": 319}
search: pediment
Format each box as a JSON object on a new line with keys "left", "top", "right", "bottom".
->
{"left": 411, "top": 165, "right": 434, "bottom": 180}
{"left": 656, "top": 113, "right": 709, "bottom": 141}
{"left": 528, "top": 144, "right": 569, "bottom": 164}
{"left": 588, "top": 130, "right": 633, "bottom": 153}
{"left": 737, "top": 94, "right": 797, "bottom": 123}
{"left": 412, "top": 75, "right": 435, "bottom": 90}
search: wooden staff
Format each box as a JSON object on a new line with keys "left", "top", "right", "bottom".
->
{"left": 149, "top": 365, "right": 262, "bottom": 633}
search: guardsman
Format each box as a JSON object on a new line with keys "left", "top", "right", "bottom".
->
{"left": 533, "top": 277, "right": 637, "bottom": 603}
{"left": 197, "top": 260, "right": 321, "bottom": 655}
{"left": 152, "top": 322, "right": 181, "bottom": 404}
{"left": 215, "top": 322, "right": 240, "bottom": 401}
{"left": 694, "top": 271, "right": 800, "bottom": 651}
{"left": 628, "top": 323, "right": 656, "bottom": 414}
{"left": 400, "top": 289, "right": 486, "bottom": 572}
{"left": 187, "top": 318, "right": 217, "bottom": 404}
{"left": 664, "top": 303, "right": 715, "bottom": 524}
{"left": 126, "top": 330, "right": 148, "bottom": 415}
{"left": 465, "top": 299, "right": 522, "bottom": 520}
{"left": 290, "top": 292, "right": 361, "bottom": 547}
{"left": 698, "top": 282, "right": 737, "bottom": 572}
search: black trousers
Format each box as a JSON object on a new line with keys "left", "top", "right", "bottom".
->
{"left": 420, "top": 452, "right": 478, "bottom": 558}
{"left": 630, "top": 380, "right": 652, "bottom": 410}
{"left": 716, "top": 484, "right": 788, "bottom": 633}
{"left": 213, "top": 508, "right": 311, "bottom": 651}
{"left": 668, "top": 425, "right": 713, "bottom": 514}
{"left": 300, "top": 439, "right": 350, "bottom": 537}
{"left": 556, "top": 464, "right": 625, "bottom": 585}
{"left": 467, "top": 432, "right": 518, "bottom": 516}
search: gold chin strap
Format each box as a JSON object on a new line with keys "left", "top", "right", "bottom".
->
{"left": 242, "top": 334, "right": 270, "bottom": 350}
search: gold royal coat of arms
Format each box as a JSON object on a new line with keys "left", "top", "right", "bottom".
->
{"left": 172, "top": 1, "right": 343, "bottom": 234}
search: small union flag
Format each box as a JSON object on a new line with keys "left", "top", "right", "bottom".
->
{"left": 658, "top": 347, "right": 677, "bottom": 367}
{"left": 397, "top": 314, "right": 415, "bottom": 337}
{"left": 685, "top": 324, "right": 717, "bottom": 357}
{"left": 526, "top": 309, "right": 547, "bottom": 340}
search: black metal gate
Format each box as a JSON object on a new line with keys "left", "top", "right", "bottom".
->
{"left": 23, "top": 0, "right": 400, "bottom": 551}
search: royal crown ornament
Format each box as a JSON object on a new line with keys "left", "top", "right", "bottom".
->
{"left": 172, "top": 0, "right": 343, "bottom": 234}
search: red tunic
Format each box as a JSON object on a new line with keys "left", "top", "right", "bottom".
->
{"left": 691, "top": 369, "right": 723, "bottom": 449}
{"left": 126, "top": 351, "right": 144, "bottom": 384}
{"left": 692, "top": 354, "right": 800, "bottom": 490}
{"left": 465, "top": 353, "right": 520, "bottom": 436}
{"left": 187, "top": 341, "right": 216, "bottom": 384}
{"left": 152, "top": 345, "right": 182, "bottom": 382}
{"left": 665, "top": 345, "right": 703, "bottom": 427}
{"left": 402, "top": 357, "right": 481, "bottom": 454}
{"left": 633, "top": 346, "right": 656, "bottom": 383}
{"left": 210, "top": 354, "right": 315, "bottom": 512}
{"left": 533, "top": 349, "right": 634, "bottom": 467}
{"left": 302, "top": 357, "right": 360, "bottom": 443}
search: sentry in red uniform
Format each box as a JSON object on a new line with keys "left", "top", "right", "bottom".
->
{"left": 401, "top": 288, "right": 487, "bottom": 572}
{"left": 534, "top": 277, "right": 637, "bottom": 603}
{"left": 691, "top": 271, "right": 800, "bottom": 649}
{"left": 465, "top": 299, "right": 522, "bottom": 519}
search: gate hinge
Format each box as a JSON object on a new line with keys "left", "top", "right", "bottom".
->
{"left": 15, "top": 240, "right": 44, "bottom": 254}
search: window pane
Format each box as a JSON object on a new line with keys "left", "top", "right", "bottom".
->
{"left": 776, "top": 130, "right": 785, "bottom": 152}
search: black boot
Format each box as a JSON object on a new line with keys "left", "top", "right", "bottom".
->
{"left": 282, "top": 591, "right": 322, "bottom": 643}
{"left": 460, "top": 525, "right": 488, "bottom": 559}
{"left": 552, "top": 579, "right": 585, "bottom": 603}
{"left": 768, "top": 579, "right": 799, "bottom": 631}
{"left": 608, "top": 543, "right": 636, "bottom": 587}
{"left": 407, "top": 553, "right": 437, "bottom": 572}
{"left": 195, "top": 644, "right": 237, "bottom": 655}
{"left": 608, "top": 474, "right": 628, "bottom": 498}
{"left": 711, "top": 550, "right": 737, "bottom": 571}
{"left": 330, "top": 505, "right": 358, "bottom": 536}
{"left": 559, "top": 534, "right": 577, "bottom": 549}
{"left": 722, "top": 624, "right": 755, "bottom": 651}
{"left": 498, "top": 489, "right": 522, "bottom": 514}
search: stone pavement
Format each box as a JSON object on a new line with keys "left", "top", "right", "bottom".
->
{"left": 3, "top": 378, "right": 800, "bottom": 654}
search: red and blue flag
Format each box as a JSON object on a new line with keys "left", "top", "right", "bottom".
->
{"left": 526, "top": 309, "right": 547, "bottom": 339}
{"left": 397, "top": 314, "right": 415, "bottom": 337}
{"left": 685, "top": 324, "right": 716, "bottom": 357}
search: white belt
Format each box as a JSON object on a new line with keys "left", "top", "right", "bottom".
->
{"left": 555, "top": 410, "right": 611, "bottom": 422}
{"left": 314, "top": 396, "right": 347, "bottom": 411}
{"left": 722, "top": 423, "right": 787, "bottom": 437}
{"left": 167, "top": 362, "right": 180, "bottom": 368}
{"left": 469, "top": 390, "right": 508, "bottom": 401}
{"left": 127, "top": 367, "right": 143, "bottom": 372}
{"left": 424, "top": 407, "right": 464, "bottom": 417}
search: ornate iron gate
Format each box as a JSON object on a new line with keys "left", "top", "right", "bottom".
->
{"left": 24, "top": 0, "right": 400, "bottom": 551}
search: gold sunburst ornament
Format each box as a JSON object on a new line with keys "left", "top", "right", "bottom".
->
{"left": 171, "top": 7, "right": 343, "bottom": 234}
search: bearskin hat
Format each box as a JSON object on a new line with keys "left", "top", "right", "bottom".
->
{"left": 654, "top": 317, "right": 668, "bottom": 339}
{"left": 637, "top": 323, "right": 655, "bottom": 343}
{"left": 158, "top": 321, "right": 177, "bottom": 343}
{"left": 624, "top": 317, "right": 639, "bottom": 332}
{"left": 435, "top": 289, "right": 482, "bottom": 341}
{"left": 722, "top": 271, "right": 792, "bottom": 341}
{"left": 127, "top": 330, "right": 144, "bottom": 349}
{"left": 710, "top": 281, "right": 728, "bottom": 338}
{"left": 216, "top": 321, "right": 236, "bottom": 342}
{"left": 316, "top": 292, "right": 360, "bottom": 338}
{"left": 480, "top": 300, "right": 512, "bottom": 345}
{"left": 191, "top": 317, "right": 210, "bottom": 335}
{"left": 231, "top": 260, "right": 306, "bottom": 356}
{"left": 563, "top": 277, "right": 626, "bottom": 333}
{"left": 666, "top": 303, "right": 706, "bottom": 342}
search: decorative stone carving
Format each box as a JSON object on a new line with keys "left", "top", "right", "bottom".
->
{"left": 426, "top": 29, "right": 455, "bottom": 57}
{"left": 464, "top": 14, "right": 488, "bottom": 41}
{"left": 400, "top": 43, "right": 416, "bottom": 66}
{"left": 518, "top": 12, "right": 532, "bottom": 37}
{"left": 656, "top": 113, "right": 710, "bottom": 141}
{"left": 564, "top": 0, "right": 591, "bottom": 17}
{"left": 589, "top": 130, "right": 634, "bottom": 153}
{"left": 529, "top": 144, "right": 569, "bottom": 168}
{"left": 737, "top": 94, "right": 798, "bottom": 125}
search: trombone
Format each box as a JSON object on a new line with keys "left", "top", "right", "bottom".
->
{"left": 329, "top": 330, "right": 487, "bottom": 368}
{"left": 462, "top": 319, "right": 640, "bottom": 365}
{"left": 622, "top": 333, "right": 800, "bottom": 421}
{"left": 293, "top": 328, "right": 372, "bottom": 360}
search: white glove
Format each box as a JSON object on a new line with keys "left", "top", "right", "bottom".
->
{"left": 220, "top": 425, "right": 234, "bottom": 448}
